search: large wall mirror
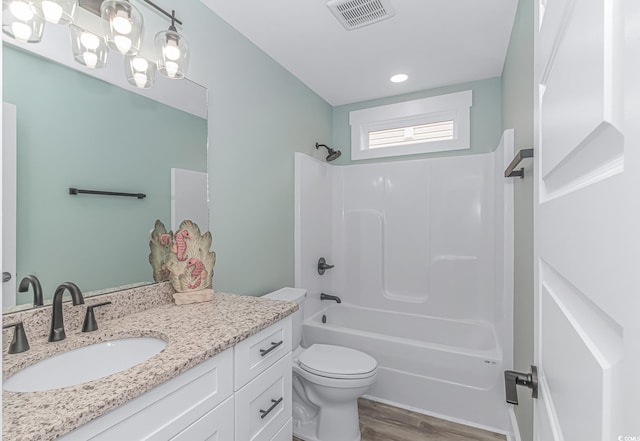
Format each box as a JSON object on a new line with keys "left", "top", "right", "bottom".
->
{"left": 2, "top": 36, "right": 208, "bottom": 313}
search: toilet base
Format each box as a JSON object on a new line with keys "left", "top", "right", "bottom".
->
{"left": 292, "top": 377, "right": 363, "bottom": 441}
{"left": 293, "top": 418, "right": 361, "bottom": 441}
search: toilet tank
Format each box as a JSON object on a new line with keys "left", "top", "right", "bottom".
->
{"left": 263, "top": 287, "right": 306, "bottom": 349}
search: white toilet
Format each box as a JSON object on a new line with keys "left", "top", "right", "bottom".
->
{"left": 264, "top": 288, "right": 377, "bottom": 441}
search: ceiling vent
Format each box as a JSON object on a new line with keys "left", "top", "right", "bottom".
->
{"left": 327, "top": 0, "right": 396, "bottom": 31}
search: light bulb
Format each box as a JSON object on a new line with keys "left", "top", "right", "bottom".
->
{"left": 41, "top": 0, "right": 63, "bottom": 23}
{"left": 82, "top": 51, "right": 98, "bottom": 68}
{"left": 80, "top": 31, "right": 100, "bottom": 50}
{"left": 11, "top": 22, "right": 32, "bottom": 41}
{"left": 133, "top": 72, "right": 147, "bottom": 88}
{"left": 131, "top": 57, "right": 148, "bottom": 71}
{"left": 163, "top": 42, "right": 180, "bottom": 61}
{"left": 9, "top": 0, "right": 34, "bottom": 21}
{"left": 165, "top": 61, "right": 178, "bottom": 78}
{"left": 112, "top": 12, "right": 131, "bottom": 34}
{"left": 114, "top": 35, "right": 131, "bottom": 54}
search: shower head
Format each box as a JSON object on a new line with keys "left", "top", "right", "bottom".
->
{"left": 315, "top": 143, "right": 342, "bottom": 162}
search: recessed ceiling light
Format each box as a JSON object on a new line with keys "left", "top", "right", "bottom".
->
{"left": 390, "top": 74, "right": 408, "bottom": 83}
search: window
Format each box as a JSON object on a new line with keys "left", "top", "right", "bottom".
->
{"left": 349, "top": 90, "right": 472, "bottom": 160}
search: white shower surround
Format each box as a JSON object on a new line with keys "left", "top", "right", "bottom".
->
{"left": 294, "top": 130, "right": 514, "bottom": 433}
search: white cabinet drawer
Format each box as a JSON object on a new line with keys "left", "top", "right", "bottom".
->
{"left": 170, "top": 395, "right": 234, "bottom": 441}
{"left": 61, "top": 349, "right": 233, "bottom": 441}
{"left": 234, "top": 316, "right": 292, "bottom": 390}
{"left": 270, "top": 418, "right": 292, "bottom": 441}
{"left": 235, "top": 352, "right": 292, "bottom": 441}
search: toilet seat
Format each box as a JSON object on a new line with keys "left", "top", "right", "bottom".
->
{"left": 299, "top": 344, "right": 377, "bottom": 380}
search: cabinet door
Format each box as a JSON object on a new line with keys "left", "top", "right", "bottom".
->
{"left": 235, "top": 353, "right": 292, "bottom": 441}
{"left": 270, "top": 418, "right": 292, "bottom": 441}
{"left": 170, "top": 396, "right": 234, "bottom": 441}
{"left": 60, "top": 350, "right": 233, "bottom": 440}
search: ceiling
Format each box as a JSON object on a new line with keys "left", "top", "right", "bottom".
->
{"left": 200, "top": 0, "right": 518, "bottom": 106}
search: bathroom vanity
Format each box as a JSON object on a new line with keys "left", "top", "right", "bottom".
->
{"left": 2, "top": 283, "right": 296, "bottom": 441}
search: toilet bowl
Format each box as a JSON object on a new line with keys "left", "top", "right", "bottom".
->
{"left": 264, "top": 288, "right": 378, "bottom": 441}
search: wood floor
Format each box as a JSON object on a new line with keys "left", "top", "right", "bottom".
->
{"left": 293, "top": 398, "right": 506, "bottom": 441}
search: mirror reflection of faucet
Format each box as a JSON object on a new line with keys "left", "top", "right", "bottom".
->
{"left": 18, "top": 275, "right": 43, "bottom": 307}
{"left": 317, "top": 257, "right": 335, "bottom": 275}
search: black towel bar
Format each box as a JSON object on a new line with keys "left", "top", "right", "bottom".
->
{"left": 69, "top": 188, "right": 146, "bottom": 199}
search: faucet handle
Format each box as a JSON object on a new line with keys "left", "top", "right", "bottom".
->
{"left": 82, "top": 301, "right": 112, "bottom": 333}
{"left": 317, "top": 257, "right": 335, "bottom": 275}
{"left": 3, "top": 322, "right": 30, "bottom": 354}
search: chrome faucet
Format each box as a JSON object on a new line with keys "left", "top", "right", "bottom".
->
{"left": 320, "top": 293, "right": 342, "bottom": 303}
{"left": 18, "top": 275, "right": 43, "bottom": 307}
{"left": 49, "top": 282, "right": 84, "bottom": 342}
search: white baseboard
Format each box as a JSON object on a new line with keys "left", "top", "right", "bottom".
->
{"left": 507, "top": 408, "right": 522, "bottom": 441}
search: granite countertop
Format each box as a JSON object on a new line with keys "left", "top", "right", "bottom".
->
{"left": 2, "top": 291, "right": 298, "bottom": 441}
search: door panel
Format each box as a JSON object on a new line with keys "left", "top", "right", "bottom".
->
{"left": 534, "top": 0, "right": 636, "bottom": 439}
{"left": 541, "top": 262, "right": 621, "bottom": 440}
{"left": 538, "top": 0, "right": 623, "bottom": 188}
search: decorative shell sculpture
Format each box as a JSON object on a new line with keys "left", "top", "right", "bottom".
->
{"left": 149, "top": 220, "right": 173, "bottom": 282}
{"left": 149, "top": 219, "right": 216, "bottom": 305}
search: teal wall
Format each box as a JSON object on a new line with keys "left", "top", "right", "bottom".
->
{"left": 331, "top": 76, "right": 503, "bottom": 165}
{"left": 4, "top": 45, "right": 207, "bottom": 304}
{"left": 502, "top": 0, "right": 534, "bottom": 438}
{"left": 175, "top": 1, "right": 333, "bottom": 296}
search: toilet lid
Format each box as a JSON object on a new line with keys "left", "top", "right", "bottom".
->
{"left": 299, "top": 344, "right": 377, "bottom": 379}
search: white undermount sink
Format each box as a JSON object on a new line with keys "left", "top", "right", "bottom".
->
{"left": 3, "top": 337, "right": 167, "bottom": 392}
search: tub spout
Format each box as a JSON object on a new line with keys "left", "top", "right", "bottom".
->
{"left": 320, "top": 293, "right": 341, "bottom": 303}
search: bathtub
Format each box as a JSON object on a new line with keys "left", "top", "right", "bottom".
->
{"left": 303, "top": 304, "right": 508, "bottom": 432}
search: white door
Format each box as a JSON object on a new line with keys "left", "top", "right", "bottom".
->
{"left": 2, "top": 102, "right": 17, "bottom": 308}
{"left": 170, "top": 168, "right": 209, "bottom": 233}
{"left": 534, "top": 0, "right": 640, "bottom": 439}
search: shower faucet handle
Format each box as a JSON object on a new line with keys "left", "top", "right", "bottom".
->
{"left": 317, "top": 257, "right": 335, "bottom": 275}
{"left": 504, "top": 365, "right": 538, "bottom": 405}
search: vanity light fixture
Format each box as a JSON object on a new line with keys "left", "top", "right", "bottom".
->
{"left": 2, "top": 0, "right": 45, "bottom": 43}
{"left": 100, "top": 0, "right": 142, "bottom": 55}
{"left": 3, "top": 0, "right": 190, "bottom": 85}
{"left": 70, "top": 24, "right": 108, "bottom": 68}
{"left": 33, "top": 0, "right": 77, "bottom": 25}
{"left": 153, "top": 8, "right": 189, "bottom": 79}
{"left": 125, "top": 54, "right": 155, "bottom": 88}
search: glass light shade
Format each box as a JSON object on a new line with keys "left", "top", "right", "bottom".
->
{"left": 155, "top": 28, "right": 189, "bottom": 79}
{"left": 33, "top": 0, "right": 77, "bottom": 24}
{"left": 100, "top": 0, "right": 142, "bottom": 56}
{"left": 70, "top": 25, "right": 108, "bottom": 69}
{"left": 2, "top": 0, "right": 45, "bottom": 43}
{"left": 125, "top": 55, "right": 155, "bottom": 89}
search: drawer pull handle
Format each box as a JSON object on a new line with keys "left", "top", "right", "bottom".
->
{"left": 259, "top": 397, "right": 283, "bottom": 419}
{"left": 259, "top": 340, "right": 283, "bottom": 357}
